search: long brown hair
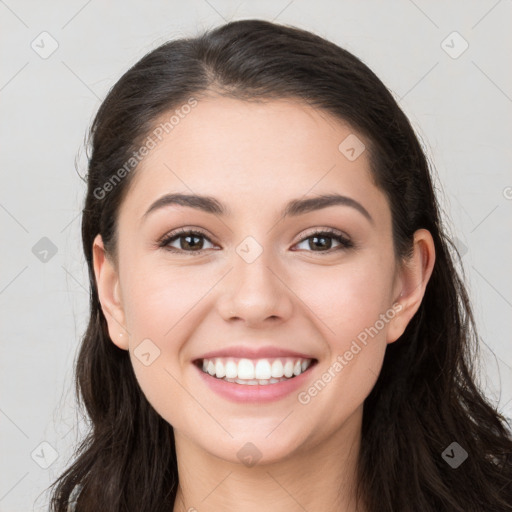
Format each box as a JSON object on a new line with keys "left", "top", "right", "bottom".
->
{"left": 48, "top": 19, "right": 512, "bottom": 511}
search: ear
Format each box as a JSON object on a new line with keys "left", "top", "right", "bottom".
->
{"left": 92, "top": 234, "right": 129, "bottom": 350}
{"left": 386, "top": 228, "right": 436, "bottom": 344}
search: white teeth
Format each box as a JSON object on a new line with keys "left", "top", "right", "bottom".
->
{"left": 238, "top": 359, "right": 255, "bottom": 379}
{"left": 225, "top": 360, "right": 238, "bottom": 379}
{"left": 283, "top": 361, "right": 294, "bottom": 378}
{"left": 271, "top": 359, "right": 284, "bottom": 378}
{"left": 215, "top": 359, "right": 226, "bottom": 378}
{"left": 224, "top": 377, "right": 290, "bottom": 385}
{"left": 198, "top": 356, "right": 314, "bottom": 383}
{"left": 255, "top": 359, "right": 272, "bottom": 380}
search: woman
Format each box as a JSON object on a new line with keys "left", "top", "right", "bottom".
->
{"left": 49, "top": 18, "right": 512, "bottom": 512}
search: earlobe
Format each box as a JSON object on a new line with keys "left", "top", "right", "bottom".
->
{"left": 92, "top": 234, "right": 129, "bottom": 350}
{"left": 386, "top": 229, "right": 436, "bottom": 344}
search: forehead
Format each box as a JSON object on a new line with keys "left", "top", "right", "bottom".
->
{"left": 119, "top": 96, "right": 387, "bottom": 222}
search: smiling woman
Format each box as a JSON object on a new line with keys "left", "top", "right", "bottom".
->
{"left": 49, "top": 19, "right": 512, "bottom": 512}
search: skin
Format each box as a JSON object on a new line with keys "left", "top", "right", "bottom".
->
{"left": 93, "top": 95, "right": 435, "bottom": 512}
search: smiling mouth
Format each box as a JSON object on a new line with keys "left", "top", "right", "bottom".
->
{"left": 194, "top": 357, "right": 318, "bottom": 385}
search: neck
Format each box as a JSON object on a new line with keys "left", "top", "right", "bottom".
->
{"left": 172, "top": 406, "right": 365, "bottom": 512}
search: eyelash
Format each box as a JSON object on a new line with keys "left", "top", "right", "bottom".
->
{"left": 157, "top": 227, "right": 354, "bottom": 256}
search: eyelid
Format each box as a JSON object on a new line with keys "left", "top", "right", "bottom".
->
{"left": 156, "top": 226, "right": 216, "bottom": 245}
{"left": 296, "top": 226, "right": 351, "bottom": 242}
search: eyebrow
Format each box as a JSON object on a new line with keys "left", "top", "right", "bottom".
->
{"left": 142, "top": 192, "right": 374, "bottom": 224}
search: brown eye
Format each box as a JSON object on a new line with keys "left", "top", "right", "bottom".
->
{"left": 294, "top": 229, "right": 354, "bottom": 254}
{"left": 158, "top": 227, "right": 354, "bottom": 256}
{"left": 159, "top": 229, "right": 215, "bottom": 255}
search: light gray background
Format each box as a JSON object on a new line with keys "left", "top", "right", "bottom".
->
{"left": 1, "top": 1, "right": 511, "bottom": 510}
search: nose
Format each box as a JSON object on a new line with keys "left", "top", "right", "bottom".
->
{"left": 218, "top": 249, "right": 294, "bottom": 327}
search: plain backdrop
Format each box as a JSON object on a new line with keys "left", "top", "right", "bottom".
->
{"left": 1, "top": 1, "right": 511, "bottom": 510}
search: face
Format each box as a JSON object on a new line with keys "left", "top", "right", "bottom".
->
{"left": 94, "top": 95, "right": 433, "bottom": 465}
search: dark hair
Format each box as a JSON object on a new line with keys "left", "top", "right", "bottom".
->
{"left": 48, "top": 18, "right": 512, "bottom": 511}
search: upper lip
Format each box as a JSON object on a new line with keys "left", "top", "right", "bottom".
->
{"left": 194, "top": 345, "right": 317, "bottom": 361}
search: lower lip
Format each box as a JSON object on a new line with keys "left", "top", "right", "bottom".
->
{"left": 194, "top": 362, "right": 317, "bottom": 403}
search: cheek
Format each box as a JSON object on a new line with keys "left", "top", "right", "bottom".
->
{"left": 294, "top": 256, "right": 395, "bottom": 406}
{"left": 121, "top": 259, "right": 207, "bottom": 341}
{"left": 301, "top": 258, "right": 396, "bottom": 344}
{"left": 295, "top": 264, "right": 392, "bottom": 423}
{"left": 120, "top": 263, "right": 206, "bottom": 428}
